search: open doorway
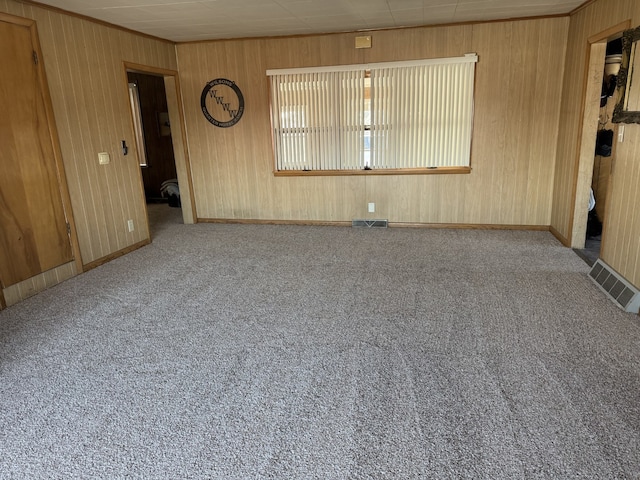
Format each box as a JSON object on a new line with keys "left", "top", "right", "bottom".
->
{"left": 124, "top": 63, "right": 196, "bottom": 238}
{"left": 577, "top": 37, "right": 623, "bottom": 265}
{"left": 571, "top": 21, "right": 629, "bottom": 263}
{"left": 127, "top": 72, "right": 179, "bottom": 206}
{"left": 127, "top": 71, "right": 181, "bottom": 235}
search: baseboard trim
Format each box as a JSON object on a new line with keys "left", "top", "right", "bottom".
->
{"left": 83, "top": 239, "right": 150, "bottom": 272}
{"left": 199, "top": 218, "right": 551, "bottom": 232}
{"left": 389, "top": 222, "right": 550, "bottom": 231}
{"left": 198, "top": 218, "right": 351, "bottom": 227}
{"left": 549, "top": 226, "right": 571, "bottom": 247}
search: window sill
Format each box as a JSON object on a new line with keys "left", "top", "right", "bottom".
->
{"left": 274, "top": 167, "right": 471, "bottom": 177}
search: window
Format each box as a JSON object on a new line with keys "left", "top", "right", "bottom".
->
{"left": 267, "top": 54, "right": 478, "bottom": 175}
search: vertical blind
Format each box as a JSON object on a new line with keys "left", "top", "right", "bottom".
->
{"left": 268, "top": 54, "right": 478, "bottom": 172}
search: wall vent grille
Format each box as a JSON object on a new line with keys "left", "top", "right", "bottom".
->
{"left": 352, "top": 219, "right": 388, "bottom": 228}
{"left": 588, "top": 259, "right": 640, "bottom": 313}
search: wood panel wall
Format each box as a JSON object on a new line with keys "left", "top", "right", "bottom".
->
{"left": 3, "top": 261, "right": 77, "bottom": 307}
{"left": 553, "top": 0, "right": 640, "bottom": 287}
{"left": 0, "top": 0, "right": 177, "bottom": 268}
{"left": 3, "top": 0, "right": 638, "bottom": 301}
{"left": 176, "top": 17, "right": 569, "bottom": 226}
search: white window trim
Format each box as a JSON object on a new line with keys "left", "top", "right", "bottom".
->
{"left": 266, "top": 54, "right": 478, "bottom": 76}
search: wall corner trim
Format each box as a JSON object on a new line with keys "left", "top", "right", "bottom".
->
{"left": 550, "top": 225, "right": 571, "bottom": 247}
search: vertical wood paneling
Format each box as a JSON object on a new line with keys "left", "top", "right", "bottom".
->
{"left": 602, "top": 129, "right": 640, "bottom": 286}
{"left": 527, "top": 19, "right": 565, "bottom": 224}
{"left": 164, "top": 75, "right": 195, "bottom": 223}
{"left": 2, "top": 261, "right": 77, "bottom": 307}
{"left": 554, "top": 0, "right": 640, "bottom": 287}
{"left": 0, "top": 0, "right": 176, "bottom": 269}
{"left": 177, "top": 17, "right": 568, "bottom": 226}
{"left": 551, "top": 22, "right": 580, "bottom": 240}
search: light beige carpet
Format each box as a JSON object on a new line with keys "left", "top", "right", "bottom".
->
{"left": 1, "top": 205, "right": 638, "bottom": 478}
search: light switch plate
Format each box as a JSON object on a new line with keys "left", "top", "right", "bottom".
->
{"left": 98, "top": 152, "right": 110, "bottom": 165}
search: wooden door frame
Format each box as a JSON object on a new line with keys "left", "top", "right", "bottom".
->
{"left": 122, "top": 62, "right": 197, "bottom": 229}
{"left": 569, "top": 20, "right": 630, "bottom": 249}
{"left": 0, "top": 12, "right": 83, "bottom": 300}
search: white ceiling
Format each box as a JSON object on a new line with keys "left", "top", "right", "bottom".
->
{"left": 33, "top": 0, "right": 586, "bottom": 42}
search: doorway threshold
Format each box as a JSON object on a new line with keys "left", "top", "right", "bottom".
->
{"left": 574, "top": 236, "right": 601, "bottom": 266}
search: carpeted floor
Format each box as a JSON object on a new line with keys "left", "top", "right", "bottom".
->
{"left": 1, "top": 205, "right": 639, "bottom": 479}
